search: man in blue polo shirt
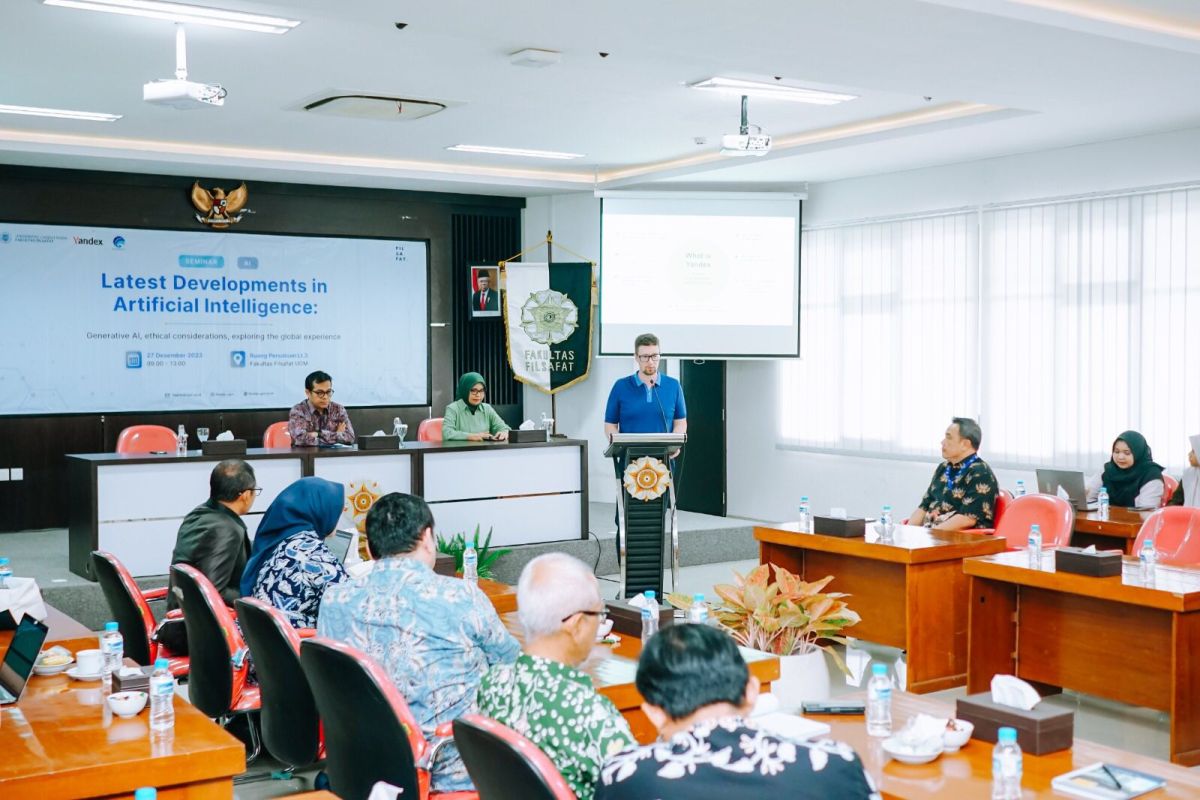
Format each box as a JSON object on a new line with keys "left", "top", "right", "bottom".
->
{"left": 604, "top": 333, "right": 687, "bottom": 439}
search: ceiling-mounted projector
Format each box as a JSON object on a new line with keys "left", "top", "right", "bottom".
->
{"left": 720, "top": 95, "right": 770, "bottom": 157}
{"left": 144, "top": 25, "right": 225, "bottom": 109}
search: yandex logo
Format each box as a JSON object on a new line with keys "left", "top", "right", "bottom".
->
{"left": 73, "top": 236, "right": 104, "bottom": 246}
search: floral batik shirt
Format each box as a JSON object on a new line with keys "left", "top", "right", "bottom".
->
{"left": 478, "top": 653, "right": 635, "bottom": 800}
{"left": 917, "top": 455, "right": 1000, "bottom": 527}
{"left": 596, "top": 717, "right": 880, "bottom": 800}
{"left": 250, "top": 530, "right": 348, "bottom": 629}
{"left": 317, "top": 557, "right": 520, "bottom": 793}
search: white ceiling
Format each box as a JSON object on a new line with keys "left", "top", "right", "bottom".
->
{"left": 2, "top": 0, "right": 1200, "bottom": 195}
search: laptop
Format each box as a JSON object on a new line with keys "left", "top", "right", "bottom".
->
{"left": 1035, "top": 468, "right": 1098, "bottom": 512}
{"left": 0, "top": 616, "right": 50, "bottom": 705}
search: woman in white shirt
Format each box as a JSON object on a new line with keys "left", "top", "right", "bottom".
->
{"left": 1085, "top": 430, "right": 1165, "bottom": 509}
{"left": 1167, "top": 434, "right": 1200, "bottom": 508}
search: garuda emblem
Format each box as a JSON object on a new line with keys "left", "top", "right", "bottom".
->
{"left": 520, "top": 289, "right": 579, "bottom": 346}
{"left": 191, "top": 181, "right": 249, "bottom": 228}
{"left": 623, "top": 456, "right": 671, "bottom": 502}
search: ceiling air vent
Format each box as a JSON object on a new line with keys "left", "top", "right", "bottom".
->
{"left": 303, "top": 94, "right": 445, "bottom": 121}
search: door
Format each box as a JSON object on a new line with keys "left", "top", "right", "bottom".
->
{"left": 676, "top": 359, "right": 726, "bottom": 516}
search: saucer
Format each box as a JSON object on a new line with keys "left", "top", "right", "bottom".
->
{"left": 882, "top": 736, "right": 943, "bottom": 765}
{"left": 65, "top": 666, "right": 105, "bottom": 682}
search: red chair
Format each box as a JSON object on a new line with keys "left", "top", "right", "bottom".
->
{"left": 993, "top": 494, "right": 1075, "bottom": 551}
{"left": 116, "top": 424, "right": 178, "bottom": 454}
{"left": 418, "top": 417, "right": 444, "bottom": 442}
{"left": 90, "top": 551, "right": 189, "bottom": 676}
{"left": 171, "top": 564, "right": 262, "bottom": 760}
{"left": 453, "top": 715, "right": 576, "bottom": 800}
{"left": 1161, "top": 474, "right": 1180, "bottom": 508}
{"left": 964, "top": 489, "right": 1014, "bottom": 535}
{"left": 300, "top": 637, "right": 476, "bottom": 800}
{"left": 263, "top": 421, "right": 291, "bottom": 448}
{"left": 1133, "top": 507, "right": 1200, "bottom": 565}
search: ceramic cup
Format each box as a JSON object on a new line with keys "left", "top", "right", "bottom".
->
{"left": 75, "top": 648, "right": 104, "bottom": 675}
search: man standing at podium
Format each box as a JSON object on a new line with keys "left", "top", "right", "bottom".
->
{"left": 604, "top": 333, "right": 687, "bottom": 439}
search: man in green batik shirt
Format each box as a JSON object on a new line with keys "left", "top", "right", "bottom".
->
{"left": 441, "top": 371, "right": 510, "bottom": 442}
{"left": 478, "top": 553, "right": 634, "bottom": 799}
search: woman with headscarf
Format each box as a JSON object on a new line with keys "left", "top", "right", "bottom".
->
{"left": 1085, "top": 430, "right": 1166, "bottom": 509}
{"left": 442, "top": 371, "right": 510, "bottom": 442}
{"left": 242, "top": 476, "right": 349, "bottom": 629}
{"left": 1168, "top": 434, "right": 1200, "bottom": 508}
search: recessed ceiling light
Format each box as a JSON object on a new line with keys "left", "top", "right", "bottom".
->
{"left": 689, "top": 77, "right": 857, "bottom": 105}
{"left": 0, "top": 104, "right": 122, "bottom": 122}
{"left": 446, "top": 144, "right": 584, "bottom": 160}
{"left": 1009, "top": 0, "right": 1200, "bottom": 42}
{"left": 41, "top": 0, "right": 302, "bottom": 34}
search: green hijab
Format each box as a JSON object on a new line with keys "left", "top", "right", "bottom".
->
{"left": 456, "top": 372, "right": 486, "bottom": 414}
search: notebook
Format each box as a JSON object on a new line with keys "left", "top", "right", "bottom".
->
{"left": 1051, "top": 762, "right": 1166, "bottom": 799}
{"left": 0, "top": 616, "right": 50, "bottom": 705}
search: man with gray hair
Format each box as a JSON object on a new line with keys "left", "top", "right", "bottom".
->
{"left": 477, "top": 553, "right": 635, "bottom": 800}
{"left": 909, "top": 417, "right": 1000, "bottom": 530}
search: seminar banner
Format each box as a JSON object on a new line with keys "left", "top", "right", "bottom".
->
{"left": 503, "top": 261, "right": 592, "bottom": 394}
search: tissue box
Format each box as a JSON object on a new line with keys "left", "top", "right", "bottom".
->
{"left": 357, "top": 434, "right": 399, "bottom": 451}
{"left": 813, "top": 516, "right": 866, "bottom": 538}
{"left": 508, "top": 429, "right": 548, "bottom": 444}
{"left": 956, "top": 691, "right": 1074, "bottom": 755}
{"left": 113, "top": 665, "right": 153, "bottom": 692}
{"left": 1055, "top": 546, "right": 1122, "bottom": 577}
{"left": 202, "top": 439, "right": 247, "bottom": 456}
{"left": 605, "top": 599, "right": 674, "bottom": 638}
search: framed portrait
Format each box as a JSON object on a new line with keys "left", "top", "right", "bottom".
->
{"left": 469, "top": 266, "right": 501, "bottom": 318}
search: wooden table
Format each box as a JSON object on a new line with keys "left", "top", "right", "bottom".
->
{"left": 0, "top": 603, "right": 94, "bottom": 650}
{"left": 0, "top": 635, "right": 245, "bottom": 799}
{"left": 756, "top": 524, "right": 1006, "bottom": 694}
{"left": 479, "top": 578, "right": 516, "bottom": 614}
{"left": 965, "top": 550, "right": 1200, "bottom": 764}
{"left": 809, "top": 691, "right": 1200, "bottom": 798}
{"left": 1072, "top": 507, "right": 1151, "bottom": 554}
{"left": 502, "top": 614, "right": 779, "bottom": 744}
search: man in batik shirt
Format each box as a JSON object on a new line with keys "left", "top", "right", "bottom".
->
{"left": 287, "top": 369, "right": 355, "bottom": 446}
{"left": 909, "top": 417, "right": 1000, "bottom": 530}
{"left": 478, "top": 554, "right": 634, "bottom": 799}
{"left": 318, "top": 493, "right": 519, "bottom": 793}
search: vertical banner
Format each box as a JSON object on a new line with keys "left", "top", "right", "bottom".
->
{"left": 503, "top": 261, "right": 593, "bottom": 394}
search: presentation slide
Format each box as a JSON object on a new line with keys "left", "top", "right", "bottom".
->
{"left": 0, "top": 222, "right": 428, "bottom": 415}
{"left": 600, "top": 196, "right": 800, "bottom": 357}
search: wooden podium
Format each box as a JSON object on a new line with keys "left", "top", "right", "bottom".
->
{"left": 604, "top": 433, "right": 686, "bottom": 599}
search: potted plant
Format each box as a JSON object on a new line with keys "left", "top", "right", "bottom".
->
{"left": 435, "top": 524, "right": 510, "bottom": 580}
{"left": 670, "top": 563, "right": 859, "bottom": 708}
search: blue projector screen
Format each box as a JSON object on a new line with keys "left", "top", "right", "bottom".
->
{"left": 0, "top": 222, "right": 428, "bottom": 415}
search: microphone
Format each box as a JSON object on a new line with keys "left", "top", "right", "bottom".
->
{"left": 652, "top": 383, "right": 669, "bottom": 434}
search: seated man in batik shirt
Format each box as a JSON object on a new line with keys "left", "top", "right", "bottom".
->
{"left": 908, "top": 417, "right": 1000, "bottom": 530}
{"left": 317, "top": 493, "right": 519, "bottom": 793}
{"left": 287, "top": 369, "right": 355, "bottom": 446}
{"left": 478, "top": 553, "right": 634, "bottom": 800}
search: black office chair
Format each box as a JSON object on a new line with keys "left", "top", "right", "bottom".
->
{"left": 453, "top": 715, "right": 576, "bottom": 800}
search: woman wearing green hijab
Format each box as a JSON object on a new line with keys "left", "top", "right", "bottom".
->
{"left": 442, "top": 372, "right": 510, "bottom": 442}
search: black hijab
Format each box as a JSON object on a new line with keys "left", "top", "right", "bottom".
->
{"left": 1101, "top": 430, "right": 1164, "bottom": 507}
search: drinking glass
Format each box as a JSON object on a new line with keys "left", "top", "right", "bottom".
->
{"left": 196, "top": 427, "right": 210, "bottom": 443}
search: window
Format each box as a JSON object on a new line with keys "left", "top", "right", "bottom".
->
{"left": 781, "top": 187, "right": 1200, "bottom": 470}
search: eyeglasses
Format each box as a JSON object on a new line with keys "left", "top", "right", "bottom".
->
{"left": 636, "top": 354, "right": 660, "bottom": 362}
{"left": 244, "top": 486, "right": 264, "bottom": 496}
{"left": 469, "top": 387, "right": 486, "bottom": 395}
{"left": 310, "top": 389, "right": 334, "bottom": 398}
{"left": 561, "top": 609, "right": 607, "bottom": 623}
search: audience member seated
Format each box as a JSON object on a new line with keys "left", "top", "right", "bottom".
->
{"left": 157, "top": 459, "right": 258, "bottom": 654}
{"left": 1086, "top": 430, "right": 1165, "bottom": 509}
{"left": 242, "top": 476, "right": 348, "bottom": 629}
{"left": 442, "top": 371, "right": 510, "bottom": 442}
{"left": 318, "top": 492, "right": 519, "bottom": 793}
{"left": 1167, "top": 435, "right": 1199, "bottom": 508}
{"left": 478, "top": 553, "right": 634, "bottom": 800}
{"left": 288, "top": 369, "right": 356, "bottom": 446}
{"left": 596, "top": 624, "right": 880, "bottom": 800}
{"left": 908, "top": 417, "right": 1000, "bottom": 530}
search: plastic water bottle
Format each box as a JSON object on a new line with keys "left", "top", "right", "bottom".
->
{"left": 393, "top": 417, "right": 403, "bottom": 438}
{"left": 1015, "top": 480, "right": 1027, "bottom": 497}
{"left": 149, "top": 657, "right": 175, "bottom": 732}
{"left": 1027, "top": 524, "right": 1042, "bottom": 570}
{"left": 175, "top": 424, "right": 187, "bottom": 456}
{"left": 100, "top": 621, "right": 123, "bottom": 678}
{"left": 1098, "top": 486, "right": 1110, "bottom": 520}
{"left": 991, "top": 726, "right": 1022, "bottom": 800}
{"left": 462, "top": 544, "right": 478, "bottom": 584}
{"left": 134, "top": 789, "right": 158, "bottom": 800}
{"left": 1140, "top": 538, "right": 1158, "bottom": 585}
{"left": 798, "top": 496, "right": 813, "bottom": 533}
{"left": 866, "top": 663, "right": 892, "bottom": 736}
{"left": 641, "top": 590, "right": 660, "bottom": 644}
{"left": 687, "top": 593, "right": 709, "bottom": 625}
{"left": 880, "top": 505, "right": 895, "bottom": 541}
{"left": 0, "top": 556, "right": 11, "bottom": 589}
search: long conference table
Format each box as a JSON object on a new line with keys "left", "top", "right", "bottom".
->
{"left": 966, "top": 550, "right": 1200, "bottom": 765}
{"left": 756, "top": 523, "right": 1006, "bottom": 694}
{"left": 68, "top": 438, "right": 588, "bottom": 578}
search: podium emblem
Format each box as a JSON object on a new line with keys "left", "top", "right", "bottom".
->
{"left": 519, "top": 289, "right": 579, "bottom": 346}
{"left": 344, "top": 479, "right": 381, "bottom": 532}
{"left": 623, "top": 456, "right": 671, "bottom": 501}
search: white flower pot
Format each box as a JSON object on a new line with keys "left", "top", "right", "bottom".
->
{"left": 770, "top": 649, "right": 831, "bottom": 711}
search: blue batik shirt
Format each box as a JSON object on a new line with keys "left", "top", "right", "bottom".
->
{"left": 250, "top": 530, "right": 348, "bottom": 630}
{"left": 317, "top": 557, "right": 520, "bottom": 792}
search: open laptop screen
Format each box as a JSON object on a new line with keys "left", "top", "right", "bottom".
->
{"left": 0, "top": 616, "right": 49, "bottom": 704}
